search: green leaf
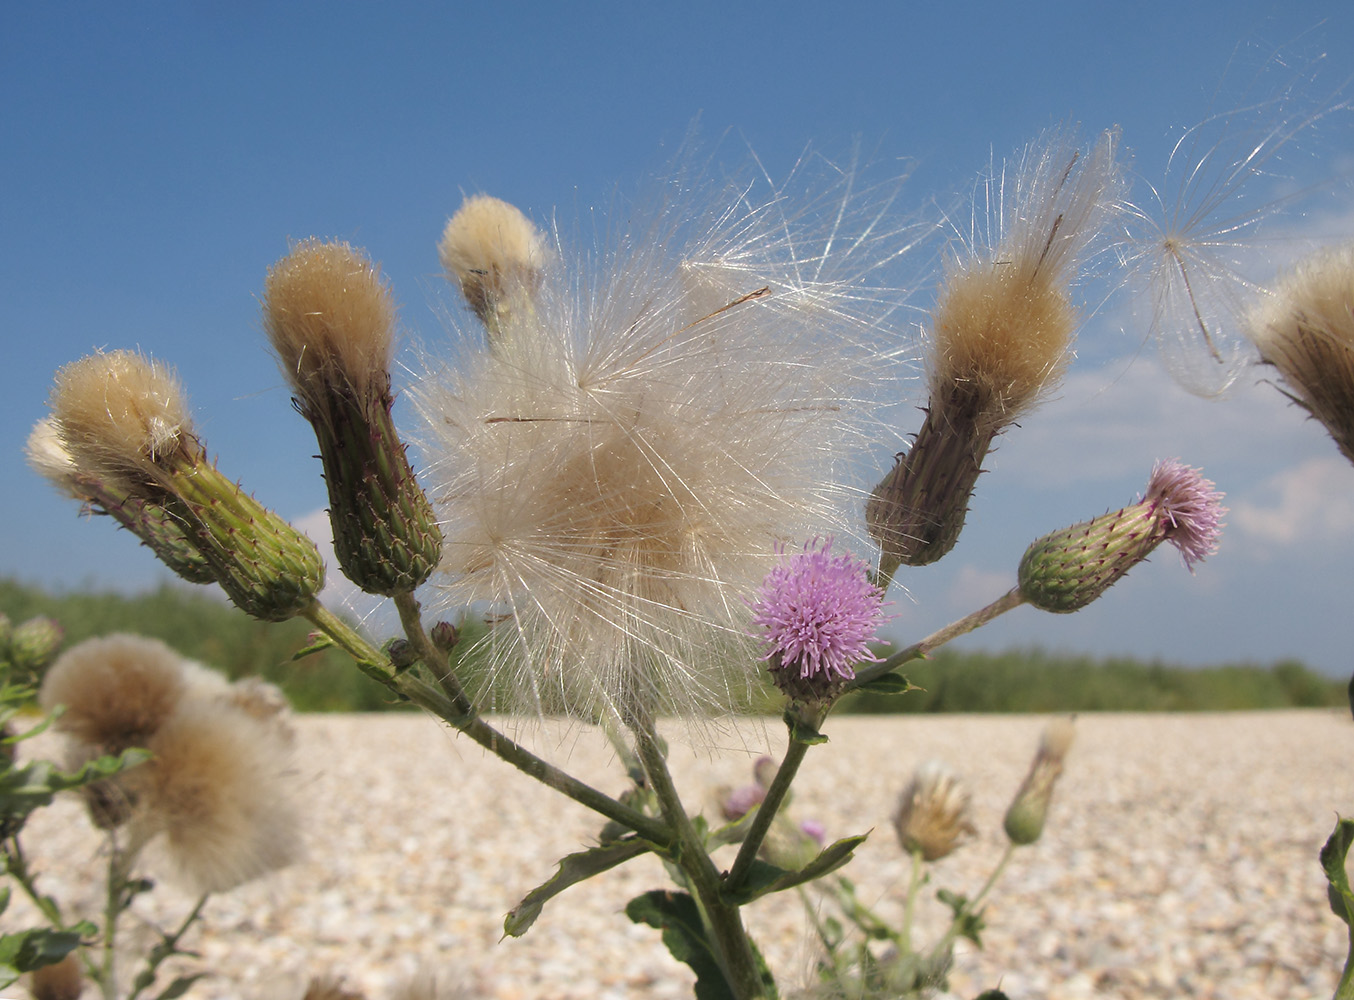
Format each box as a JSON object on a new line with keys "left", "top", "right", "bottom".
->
{"left": 0, "top": 926, "right": 82, "bottom": 973}
{"left": 723, "top": 835, "right": 868, "bottom": 905}
{"left": 625, "top": 890, "right": 733, "bottom": 1000}
{"left": 783, "top": 710, "right": 828, "bottom": 746}
{"left": 0, "top": 748, "right": 150, "bottom": 825}
{"left": 504, "top": 838, "right": 652, "bottom": 937}
{"left": 854, "top": 672, "right": 921, "bottom": 696}
{"left": 1321, "top": 816, "right": 1354, "bottom": 924}
{"left": 291, "top": 632, "right": 335, "bottom": 660}
{"left": 937, "top": 888, "right": 986, "bottom": 948}
{"left": 155, "top": 973, "right": 208, "bottom": 999}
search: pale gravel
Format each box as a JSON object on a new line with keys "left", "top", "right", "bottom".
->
{"left": 10, "top": 710, "right": 1353, "bottom": 1000}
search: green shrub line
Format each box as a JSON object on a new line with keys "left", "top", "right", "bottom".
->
{"left": 3, "top": 577, "right": 1342, "bottom": 713}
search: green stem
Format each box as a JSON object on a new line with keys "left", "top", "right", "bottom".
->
{"left": 933, "top": 842, "right": 1016, "bottom": 960}
{"left": 725, "top": 735, "right": 812, "bottom": 890}
{"left": 126, "top": 893, "right": 209, "bottom": 1000}
{"left": 303, "top": 598, "right": 671, "bottom": 846}
{"left": 630, "top": 710, "right": 771, "bottom": 999}
{"left": 6, "top": 835, "right": 102, "bottom": 983}
{"left": 100, "top": 839, "right": 140, "bottom": 1000}
{"left": 849, "top": 588, "right": 1026, "bottom": 691}
{"left": 899, "top": 848, "right": 925, "bottom": 955}
{"left": 1336, "top": 925, "right": 1354, "bottom": 1000}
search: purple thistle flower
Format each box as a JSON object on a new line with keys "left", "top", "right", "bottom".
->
{"left": 1144, "top": 459, "right": 1225, "bottom": 571}
{"left": 749, "top": 539, "right": 886, "bottom": 701}
{"left": 1018, "top": 459, "right": 1226, "bottom": 613}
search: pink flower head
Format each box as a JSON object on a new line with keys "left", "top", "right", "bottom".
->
{"left": 749, "top": 539, "right": 886, "bottom": 700}
{"left": 1144, "top": 459, "right": 1226, "bottom": 571}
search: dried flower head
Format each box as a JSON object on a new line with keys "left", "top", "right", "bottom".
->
{"left": 39, "top": 634, "right": 188, "bottom": 751}
{"left": 50, "top": 350, "right": 198, "bottom": 491}
{"left": 1004, "top": 716, "right": 1076, "bottom": 845}
{"left": 263, "top": 239, "right": 442, "bottom": 595}
{"left": 138, "top": 695, "right": 301, "bottom": 894}
{"left": 750, "top": 539, "right": 886, "bottom": 703}
{"left": 27, "top": 952, "right": 84, "bottom": 1000}
{"left": 439, "top": 194, "right": 547, "bottom": 334}
{"left": 893, "top": 759, "right": 976, "bottom": 862}
{"left": 264, "top": 238, "right": 395, "bottom": 403}
{"left": 1246, "top": 243, "right": 1354, "bottom": 463}
{"left": 868, "top": 128, "right": 1123, "bottom": 571}
{"left": 413, "top": 149, "right": 913, "bottom": 723}
{"left": 1018, "top": 459, "right": 1225, "bottom": 613}
{"left": 46, "top": 350, "right": 325, "bottom": 620}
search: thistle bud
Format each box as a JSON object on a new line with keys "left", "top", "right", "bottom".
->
{"left": 9, "top": 616, "right": 64, "bottom": 675}
{"left": 28, "top": 951, "right": 84, "bottom": 1000}
{"left": 27, "top": 416, "right": 218, "bottom": 584}
{"left": 429, "top": 620, "right": 460, "bottom": 653}
{"left": 1018, "top": 459, "right": 1225, "bottom": 613}
{"left": 263, "top": 240, "right": 442, "bottom": 596}
{"left": 49, "top": 351, "right": 324, "bottom": 621}
{"left": 1004, "top": 717, "right": 1076, "bottom": 845}
{"left": 893, "top": 760, "right": 976, "bottom": 861}
{"left": 1246, "top": 243, "right": 1354, "bottom": 464}
{"left": 439, "top": 194, "right": 546, "bottom": 338}
{"left": 868, "top": 129, "right": 1121, "bottom": 573}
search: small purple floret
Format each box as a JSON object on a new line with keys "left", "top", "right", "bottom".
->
{"left": 1144, "top": 459, "right": 1227, "bottom": 571}
{"left": 749, "top": 538, "right": 886, "bottom": 684}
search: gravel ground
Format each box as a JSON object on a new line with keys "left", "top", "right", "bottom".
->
{"left": 11, "top": 709, "right": 1352, "bottom": 1000}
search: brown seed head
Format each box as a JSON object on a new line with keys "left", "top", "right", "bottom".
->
{"left": 893, "top": 759, "right": 976, "bottom": 861}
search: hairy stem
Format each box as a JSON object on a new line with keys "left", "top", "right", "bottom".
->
{"left": 900, "top": 848, "right": 925, "bottom": 955}
{"left": 303, "top": 598, "right": 671, "bottom": 846}
{"left": 630, "top": 709, "right": 771, "bottom": 999}
{"left": 849, "top": 587, "right": 1027, "bottom": 690}
{"left": 724, "top": 733, "right": 812, "bottom": 890}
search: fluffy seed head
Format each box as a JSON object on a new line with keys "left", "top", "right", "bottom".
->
{"left": 439, "top": 195, "right": 547, "bottom": 327}
{"left": 138, "top": 696, "right": 301, "bottom": 894}
{"left": 930, "top": 127, "right": 1122, "bottom": 429}
{"left": 25, "top": 416, "right": 85, "bottom": 499}
{"left": 1247, "top": 243, "right": 1354, "bottom": 463}
{"left": 50, "top": 350, "right": 198, "bottom": 489}
{"left": 39, "top": 634, "right": 188, "bottom": 750}
{"left": 414, "top": 149, "right": 913, "bottom": 723}
{"left": 750, "top": 539, "right": 886, "bottom": 703}
{"left": 893, "top": 759, "right": 976, "bottom": 862}
{"left": 264, "top": 239, "right": 395, "bottom": 404}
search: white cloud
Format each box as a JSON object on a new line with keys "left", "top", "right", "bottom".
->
{"left": 1231, "top": 456, "right": 1354, "bottom": 545}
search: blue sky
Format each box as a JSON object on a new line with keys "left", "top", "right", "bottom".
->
{"left": 4, "top": 4, "right": 1354, "bottom": 674}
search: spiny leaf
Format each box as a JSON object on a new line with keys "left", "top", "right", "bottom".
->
{"left": 504, "top": 838, "right": 651, "bottom": 937}
{"left": 625, "top": 890, "right": 734, "bottom": 1000}
{"left": 723, "top": 835, "right": 868, "bottom": 905}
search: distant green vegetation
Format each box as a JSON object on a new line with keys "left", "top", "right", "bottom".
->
{"left": 0, "top": 578, "right": 404, "bottom": 712}
{"left": 839, "top": 647, "right": 1345, "bottom": 714}
{"left": 3, "top": 578, "right": 1343, "bottom": 713}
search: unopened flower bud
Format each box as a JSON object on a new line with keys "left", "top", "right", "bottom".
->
{"left": 439, "top": 194, "right": 546, "bottom": 338}
{"left": 264, "top": 240, "right": 442, "bottom": 596}
{"left": 384, "top": 638, "right": 418, "bottom": 671}
{"left": 1004, "top": 717, "right": 1076, "bottom": 845}
{"left": 868, "top": 129, "right": 1121, "bottom": 574}
{"left": 893, "top": 759, "right": 976, "bottom": 861}
{"left": 1019, "top": 459, "right": 1224, "bottom": 613}
{"left": 430, "top": 620, "right": 460, "bottom": 653}
{"left": 9, "top": 616, "right": 64, "bottom": 675}
{"left": 750, "top": 539, "right": 886, "bottom": 704}
{"left": 1247, "top": 243, "right": 1354, "bottom": 464}
{"left": 49, "top": 351, "right": 325, "bottom": 621}
{"left": 761, "top": 815, "right": 825, "bottom": 871}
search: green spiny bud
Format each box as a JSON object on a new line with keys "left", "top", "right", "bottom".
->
{"left": 9, "top": 617, "right": 64, "bottom": 675}
{"left": 1018, "top": 460, "right": 1224, "bottom": 613}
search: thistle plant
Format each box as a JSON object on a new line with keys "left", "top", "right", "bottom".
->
{"left": 1, "top": 625, "right": 300, "bottom": 999}
{"left": 25, "top": 134, "right": 1235, "bottom": 1000}
{"left": 791, "top": 721, "right": 1075, "bottom": 999}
